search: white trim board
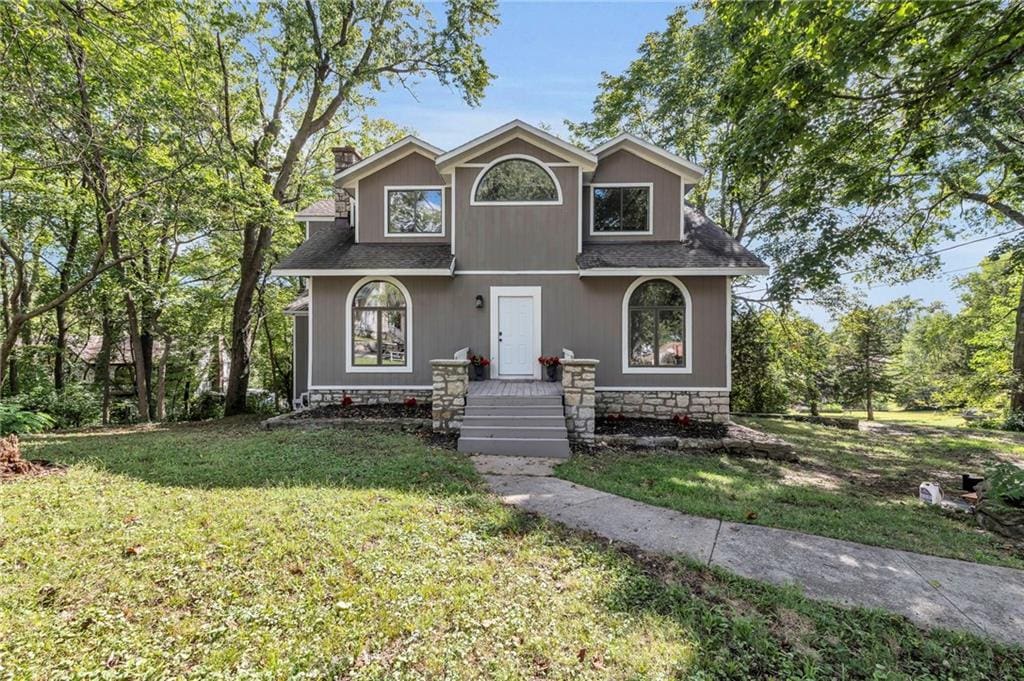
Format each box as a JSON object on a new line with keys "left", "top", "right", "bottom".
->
{"left": 310, "top": 384, "right": 433, "bottom": 391}
{"left": 273, "top": 268, "right": 454, "bottom": 277}
{"left": 344, "top": 275, "right": 414, "bottom": 374}
{"left": 383, "top": 185, "right": 446, "bottom": 238}
{"left": 455, "top": 270, "right": 577, "bottom": 275}
{"left": 335, "top": 136, "right": 443, "bottom": 184}
{"left": 437, "top": 119, "right": 597, "bottom": 172}
{"left": 588, "top": 182, "right": 654, "bottom": 235}
{"left": 489, "top": 286, "right": 543, "bottom": 380}
{"left": 621, "top": 275, "right": 693, "bottom": 375}
{"left": 468, "top": 154, "right": 564, "bottom": 206}
{"left": 591, "top": 133, "right": 705, "bottom": 180}
{"left": 580, "top": 267, "right": 770, "bottom": 277}
{"left": 595, "top": 386, "right": 730, "bottom": 392}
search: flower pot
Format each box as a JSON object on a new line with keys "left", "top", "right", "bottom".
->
{"left": 472, "top": 364, "right": 487, "bottom": 381}
{"left": 545, "top": 364, "right": 559, "bottom": 382}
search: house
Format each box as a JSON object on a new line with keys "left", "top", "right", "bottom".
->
{"left": 274, "top": 120, "right": 767, "bottom": 455}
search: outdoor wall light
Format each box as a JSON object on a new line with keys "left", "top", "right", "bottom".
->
{"left": 474, "top": 294, "right": 485, "bottom": 309}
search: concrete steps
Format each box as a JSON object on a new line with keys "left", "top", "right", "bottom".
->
{"left": 457, "top": 392, "right": 571, "bottom": 459}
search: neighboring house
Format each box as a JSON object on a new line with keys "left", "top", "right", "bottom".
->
{"left": 275, "top": 120, "right": 767, "bottom": 445}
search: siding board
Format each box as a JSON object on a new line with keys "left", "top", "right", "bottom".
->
{"left": 584, "top": 149, "right": 682, "bottom": 242}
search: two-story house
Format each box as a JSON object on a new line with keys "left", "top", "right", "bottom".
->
{"left": 275, "top": 120, "right": 766, "bottom": 454}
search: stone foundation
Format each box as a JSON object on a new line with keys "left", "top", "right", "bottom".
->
{"left": 308, "top": 388, "right": 430, "bottom": 406}
{"left": 431, "top": 359, "right": 470, "bottom": 432}
{"left": 561, "top": 359, "right": 599, "bottom": 444}
{"left": 596, "top": 390, "right": 730, "bottom": 423}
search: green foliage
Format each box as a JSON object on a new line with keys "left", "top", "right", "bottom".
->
{"left": 0, "top": 403, "right": 54, "bottom": 436}
{"left": 831, "top": 302, "right": 910, "bottom": 416}
{"left": 730, "top": 307, "right": 788, "bottom": 413}
{"left": 1003, "top": 412, "right": 1024, "bottom": 433}
{"left": 14, "top": 384, "right": 101, "bottom": 430}
{"left": 985, "top": 463, "right": 1024, "bottom": 509}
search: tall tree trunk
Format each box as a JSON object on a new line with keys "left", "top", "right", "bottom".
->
{"left": 1011, "top": 274, "right": 1024, "bottom": 414}
{"left": 224, "top": 224, "right": 272, "bottom": 415}
{"left": 865, "top": 361, "right": 874, "bottom": 421}
{"left": 124, "top": 294, "right": 150, "bottom": 422}
{"left": 156, "top": 336, "right": 170, "bottom": 420}
{"left": 53, "top": 220, "right": 81, "bottom": 393}
{"left": 94, "top": 310, "right": 114, "bottom": 424}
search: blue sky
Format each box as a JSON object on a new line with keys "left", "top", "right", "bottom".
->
{"left": 365, "top": 1, "right": 990, "bottom": 327}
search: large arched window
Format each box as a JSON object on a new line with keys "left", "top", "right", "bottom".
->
{"left": 348, "top": 278, "right": 410, "bottom": 370}
{"left": 622, "top": 277, "right": 692, "bottom": 373}
{"left": 472, "top": 156, "right": 561, "bottom": 204}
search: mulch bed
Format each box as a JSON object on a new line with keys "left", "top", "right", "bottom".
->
{"left": 1, "top": 435, "right": 65, "bottom": 483}
{"left": 596, "top": 417, "right": 727, "bottom": 439}
{"left": 292, "top": 403, "right": 432, "bottom": 420}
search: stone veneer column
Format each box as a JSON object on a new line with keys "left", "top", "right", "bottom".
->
{"left": 431, "top": 359, "right": 470, "bottom": 432}
{"left": 560, "top": 359, "right": 599, "bottom": 444}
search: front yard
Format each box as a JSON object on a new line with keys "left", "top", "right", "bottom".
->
{"left": 2, "top": 419, "right": 1022, "bottom": 678}
{"left": 559, "top": 418, "right": 1024, "bottom": 569}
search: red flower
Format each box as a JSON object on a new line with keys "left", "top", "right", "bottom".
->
{"left": 404, "top": 397, "right": 418, "bottom": 407}
{"left": 538, "top": 356, "right": 561, "bottom": 367}
{"left": 342, "top": 395, "right": 353, "bottom": 407}
{"left": 673, "top": 413, "right": 691, "bottom": 427}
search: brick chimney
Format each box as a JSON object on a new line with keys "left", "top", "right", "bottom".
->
{"left": 332, "top": 146, "right": 361, "bottom": 220}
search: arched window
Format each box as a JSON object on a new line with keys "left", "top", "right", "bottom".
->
{"left": 350, "top": 279, "right": 408, "bottom": 368}
{"left": 623, "top": 277, "right": 691, "bottom": 372}
{"left": 472, "top": 156, "right": 561, "bottom": 204}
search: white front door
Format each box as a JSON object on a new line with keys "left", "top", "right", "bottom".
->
{"left": 497, "top": 295, "right": 535, "bottom": 376}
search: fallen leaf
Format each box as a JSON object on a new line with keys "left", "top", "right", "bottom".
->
{"left": 746, "top": 512, "right": 758, "bottom": 521}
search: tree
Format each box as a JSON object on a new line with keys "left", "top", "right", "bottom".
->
{"left": 730, "top": 306, "right": 788, "bottom": 413}
{"left": 832, "top": 304, "right": 906, "bottom": 420}
{"left": 211, "top": 0, "right": 498, "bottom": 415}
{"left": 571, "top": 1, "right": 1024, "bottom": 406}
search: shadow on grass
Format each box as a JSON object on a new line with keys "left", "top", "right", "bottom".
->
{"left": 20, "top": 417, "right": 478, "bottom": 496}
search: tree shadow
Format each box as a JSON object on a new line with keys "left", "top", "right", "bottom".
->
{"left": 21, "top": 417, "right": 479, "bottom": 497}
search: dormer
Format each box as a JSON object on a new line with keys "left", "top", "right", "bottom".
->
{"left": 585, "top": 133, "right": 705, "bottom": 243}
{"left": 334, "top": 136, "right": 448, "bottom": 245}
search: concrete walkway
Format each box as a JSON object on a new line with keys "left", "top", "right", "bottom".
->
{"left": 471, "top": 456, "right": 1024, "bottom": 646}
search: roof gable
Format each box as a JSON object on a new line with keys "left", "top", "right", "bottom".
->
{"left": 335, "top": 136, "right": 444, "bottom": 187}
{"left": 436, "top": 120, "right": 597, "bottom": 172}
{"left": 591, "top": 133, "right": 705, "bottom": 182}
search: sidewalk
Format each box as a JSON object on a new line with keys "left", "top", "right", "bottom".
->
{"left": 471, "top": 455, "right": 1024, "bottom": 646}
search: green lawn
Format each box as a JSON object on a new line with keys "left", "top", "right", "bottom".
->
{"left": 2, "top": 420, "right": 1022, "bottom": 678}
{"left": 558, "top": 418, "right": 1024, "bottom": 570}
{"left": 840, "top": 409, "right": 969, "bottom": 428}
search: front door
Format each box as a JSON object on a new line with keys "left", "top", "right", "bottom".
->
{"left": 497, "top": 295, "right": 535, "bottom": 376}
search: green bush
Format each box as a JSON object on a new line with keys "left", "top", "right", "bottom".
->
{"left": 1003, "top": 411, "right": 1024, "bottom": 432}
{"left": 187, "top": 391, "right": 224, "bottom": 421}
{"left": 15, "top": 383, "right": 101, "bottom": 429}
{"left": 0, "top": 403, "right": 55, "bottom": 436}
{"left": 985, "top": 463, "right": 1024, "bottom": 509}
{"left": 818, "top": 403, "right": 844, "bottom": 414}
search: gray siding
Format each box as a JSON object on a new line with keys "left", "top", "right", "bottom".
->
{"left": 468, "top": 138, "right": 568, "bottom": 164}
{"left": 293, "top": 314, "right": 309, "bottom": 400}
{"left": 309, "top": 274, "right": 728, "bottom": 388}
{"left": 357, "top": 151, "right": 449, "bottom": 245}
{"left": 583, "top": 149, "right": 682, "bottom": 242}
{"left": 454, "top": 164, "right": 579, "bottom": 270}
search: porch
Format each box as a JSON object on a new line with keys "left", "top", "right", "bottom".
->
{"left": 467, "top": 379, "right": 563, "bottom": 397}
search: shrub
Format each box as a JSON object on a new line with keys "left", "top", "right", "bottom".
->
{"left": 189, "top": 392, "right": 224, "bottom": 421}
{"left": 15, "top": 383, "right": 100, "bottom": 429}
{"left": 1003, "top": 411, "right": 1024, "bottom": 432}
{"left": 818, "top": 403, "right": 844, "bottom": 414}
{"left": 984, "top": 464, "right": 1024, "bottom": 509}
{"left": 0, "top": 403, "right": 55, "bottom": 436}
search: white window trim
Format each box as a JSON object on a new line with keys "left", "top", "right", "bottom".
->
{"left": 345, "top": 275, "right": 413, "bottom": 374}
{"left": 621, "top": 276, "right": 693, "bottom": 375}
{"left": 469, "top": 154, "right": 564, "bottom": 206}
{"left": 489, "top": 286, "right": 543, "bottom": 380}
{"left": 383, "top": 185, "right": 446, "bottom": 238}
{"left": 589, "top": 182, "right": 654, "bottom": 235}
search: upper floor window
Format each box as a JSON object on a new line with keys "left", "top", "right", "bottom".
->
{"left": 386, "top": 187, "right": 443, "bottom": 236}
{"left": 623, "top": 277, "right": 692, "bottom": 374}
{"left": 472, "top": 156, "right": 561, "bottom": 205}
{"left": 591, "top": 184, "right": 652, "bottom": 234}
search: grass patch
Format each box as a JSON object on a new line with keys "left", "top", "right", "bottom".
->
{"left": 1, "top": 419, "right": 1021, "bottom": 677}
{"left": 841, "top": 410, "right": 968, "bottom": 428}
{"left": 558, "top": 418, "right": 1024, "bottom": 569}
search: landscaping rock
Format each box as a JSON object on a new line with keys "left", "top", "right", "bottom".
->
{"left": 592, "top": 422, "right": 798, "bottom": 462}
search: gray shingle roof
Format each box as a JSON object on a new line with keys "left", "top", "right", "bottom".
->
{"left": 577, "top": 208, "right": 767, "bottom": 271}
{"left": 295, "top": 198, "right": 335, "bottom": 218}
{"left": 274, "top": 222, "right": 454, "bottom": 272}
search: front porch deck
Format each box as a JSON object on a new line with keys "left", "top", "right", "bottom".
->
{"left": 467, "top": 379, "right": 563, "bottom": 397}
